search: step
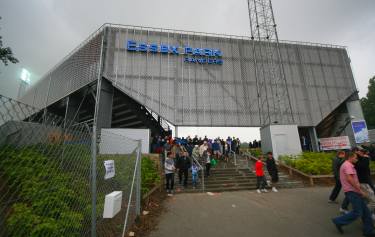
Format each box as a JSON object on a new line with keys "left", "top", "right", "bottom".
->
{"left": 211, "top": 167, "right": 251, "bottom": 171}
{"left": 204, "top": 182, "right": 258, "bottom": 189}
{"left": 176, "top": 183, "right": 304, "bottom": 193}
{"left": 204, "top": 180, "right": 257, "bottom": 186}
{"left": 209, "top": 172, "right": 248, "bottom": 176}
{"left": 173, "top": 179, "right": 257, "bottom": 186}
{"left": 173, "top": 177, "right": 257, "bottom": 186}
{"left": 206, "top": 176, "right": 257, "bottom": 181}
{"left": 173, "top": 182, "right": 304, "bottom": 193}
{"left": 181, "top": 186, "right": 258, "bottom": 193}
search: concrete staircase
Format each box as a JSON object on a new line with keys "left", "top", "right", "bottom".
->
{"left": 174, "top": 167, "right": 256, "bottom": 193}
{"left": 173, "top": 155, "right": 304, "bottom": 194}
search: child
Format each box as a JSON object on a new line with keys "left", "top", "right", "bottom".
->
{"left": 164, "top": 151, "right": 176, "bottom": 196}
{"left": 191, "top": 162, "right": 199, "bottom": 188}
{"left": 204, "top": 150, "right": 211, "bottom": 177}
{"left": 255, "top": 155, "right": 268, "bottom": 193}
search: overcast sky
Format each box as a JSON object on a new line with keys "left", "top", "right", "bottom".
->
{"left": 0, "top": 0, "right": 374, "bottom": 142}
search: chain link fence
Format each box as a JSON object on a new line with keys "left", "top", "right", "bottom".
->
{"left": 97, "top": 130, "right": 141, "bottom": 237}
{"left": 0, "top": 95, "right": 141, "bottom": 237}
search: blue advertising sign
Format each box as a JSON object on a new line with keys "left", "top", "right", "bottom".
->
{"left": 126, "top": 40, "right": 223, "bottom": 65}
{"left": 351, "top": 120, "right": 369, "bottom": 144}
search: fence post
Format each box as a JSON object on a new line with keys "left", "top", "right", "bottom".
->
{"left": 136, "top": 140, "right": 142, "bottom": 216}
{"left": 122, "top": 142, "right": 141, "bottom": 237}
{"left": 90, "top": 128, "right": 98, "bottom": 237}
{"left": 310, "top": 177, "right": 314, "bottom": 186}
{"left": 91, "top": 26, "right": 106, "bottom": 237}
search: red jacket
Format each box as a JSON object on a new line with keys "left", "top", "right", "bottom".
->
{"left": 255, "top": 160, "right": 264, "bottom": 176}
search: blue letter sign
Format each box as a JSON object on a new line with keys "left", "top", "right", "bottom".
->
{"left": 125, "top": 40, "right": 223, "bottom": 65}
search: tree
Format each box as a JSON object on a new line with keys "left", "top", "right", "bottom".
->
{"left": 0, "top": 17, "right": 19, "bottom": 66}
{"left": 361, "top": 76, "right": 375, "bottom": 129}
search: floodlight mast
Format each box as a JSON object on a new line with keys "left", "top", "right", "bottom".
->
{"left": 247, "top": 0, "right": 295, "bottom": 126}
{"left": 18, "top": 68, "right": 31, "bottom": 99}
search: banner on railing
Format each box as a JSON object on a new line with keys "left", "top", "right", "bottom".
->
{"left": 319, "top": 136, "right": 351, "bottom": 151}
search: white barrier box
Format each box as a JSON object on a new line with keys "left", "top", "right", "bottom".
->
{"left": 103, "top": 191, "right": 122, "bottom": 218}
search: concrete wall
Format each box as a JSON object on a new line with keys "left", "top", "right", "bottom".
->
{"left": 260, "top": 125, "right": 302, "bottom": 159}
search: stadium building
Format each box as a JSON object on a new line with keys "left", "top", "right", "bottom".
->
{"left": 20, "top": 24, "right": 364, "bottom": 151}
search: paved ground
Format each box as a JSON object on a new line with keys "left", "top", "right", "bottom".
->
{"left": 148, "top": 187, "right": 364, "bottom": 237}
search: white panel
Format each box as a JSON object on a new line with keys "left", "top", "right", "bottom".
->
{"left": 261, "top": 124, "right": 302, "bottom": 160}
{"left": 100, "top": 128, "right": 150, "bottom": 154}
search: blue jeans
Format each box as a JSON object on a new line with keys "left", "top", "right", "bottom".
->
{"left": 333, "top": 191, "right": 374, "bottom": 235}
{"left": 192, "top": 173, "right": 198, "bottom": 187}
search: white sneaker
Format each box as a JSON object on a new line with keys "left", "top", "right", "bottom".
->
{"left": 339, "top": 207, "right": 349, "bottom": 214}
{"left": 262, "top": 189, "right": 268, "bottom": 193}
{"left": 272, "top": 187, "right": 278, "bottom": 192}
{"left": 257, "top": 189, "right": 261, "bottom": 193}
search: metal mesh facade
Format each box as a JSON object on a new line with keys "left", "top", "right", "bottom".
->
{"left": 103, "top": 25, "right": 356, "bottom": 127}
{"left": 20, "top": 28, "right": 104, "bottom": 109}
{"left": 21, "top": 24, "right": 357, "bottom": 128}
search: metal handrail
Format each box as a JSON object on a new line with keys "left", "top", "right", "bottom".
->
{"left": 191, "top": 156, "right": 205, "bottom": 192}
{"left": 229, "top": 150, "right": 237, "bottom": 166}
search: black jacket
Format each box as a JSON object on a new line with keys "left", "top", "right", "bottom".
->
{"left": 332, "top": 156, "right": 344, "bottom": 178}
{"left": 266, "top": 157, "right": 278, "bottom": 174}
{"left": 355, "top": 155, "right": 371, "bottom": 184}
{"left": 176, "top": 156, "right": 191, "bottom": 170}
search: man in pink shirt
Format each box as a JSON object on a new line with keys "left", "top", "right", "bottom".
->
{"left": 332, "top": 152, "right": 375, "bottom": 237}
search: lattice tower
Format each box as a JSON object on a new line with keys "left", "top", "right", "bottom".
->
{"left": 247, "top": 0, "right": 295, "bottom": 125}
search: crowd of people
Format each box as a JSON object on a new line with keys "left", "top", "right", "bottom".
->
{"left": 329, "top": 145, "right": 375, "bottom": 236}
{"left": 151, "top": 134, "right": 281, "bottom": 197}
{"left": 155, "top": 135, "right": 244, "bottom": 195}
{"left": 151, "top": 135, "right": 243, "bottom": 155}
{"left": 156, "top": 133, "right": 375, "bottom": 235}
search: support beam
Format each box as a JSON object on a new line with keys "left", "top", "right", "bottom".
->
{"left": 308, "top": 127, "right": 320, "bottom": 152}
{"left": 96, "top": 79, "right": 114, "bottom": 130}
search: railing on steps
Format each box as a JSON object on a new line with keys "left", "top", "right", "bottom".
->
{"left": 243, "top": 151, "right": 332, "bottom": 186}
{"left": 191, "top": 156, "right": 205, "bottom": 192}
{"left": 229, "top": 150, "right": 237, "bottom": 167}
{"left": 277, "top": 163, "right": 333, "bottom": 186}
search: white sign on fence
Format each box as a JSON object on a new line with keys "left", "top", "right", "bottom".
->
{"left": 319, "top": 136, "right": 351, "bottom": 151}
{"left": 104, "top": 160, "right": 115, "bottom": 180}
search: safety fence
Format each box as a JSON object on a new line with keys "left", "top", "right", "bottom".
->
{"left": 0, "top": 95, "right": 141, "bottom": 237}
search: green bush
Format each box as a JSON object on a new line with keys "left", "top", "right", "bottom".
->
{"left": 141, "top": 156, "right": 161, "bottom": 195}
{"left": 249, "top": 148, "right": 262, "bottom": 157}
{"left": 279, "top": 152, "right": 335, "bottom": 175}
{"left": 0, "top": 147, "right": 161, "bottom": 236}
{"left": 0, "top": 147, "right": 87, "bottom": 236}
